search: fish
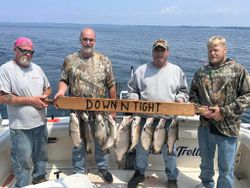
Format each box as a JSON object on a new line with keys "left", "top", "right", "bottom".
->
{"left": 102, "top": 115, "right": 118, "bottom": 150}
{"left": 94, "top": 112, "right": 108, "bottom": 147}
{"left": 69, "top": 112, "right": 81, "bottom": 147}
{"left": 79, "top": 112, "right": 92, "bottom": 154}
{"left": 128, "top": 116, "right": 141, "bottom": 152}
{"left": 114, "top": 116, "right": 133, "bottom": 162}
{"left": 167, "top": 119, "right": 179, "bottom": 155}
{"left": 140, "top": 117, "right": 155, "bottom": 151}
{"left": 153, "top": 118, "right": 167, "bottom": 154}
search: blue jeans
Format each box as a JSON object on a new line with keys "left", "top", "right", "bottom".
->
{"left": 134, "top": 118, "right": 179, "bottom": 180}
{"left": 72, "top": 120, "right": 108, "bottom": 173}
{"left": 10, "top": 125, "right": 48, "bottom": 188}
{"left": 198, "top": 126, "right": 237, "bottom": 188}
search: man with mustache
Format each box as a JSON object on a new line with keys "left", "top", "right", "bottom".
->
{"left": 0, "top": 37, "right": 51, "bottom": 187}
{"left": 54, "top": 27, "right": 116, "bottom": 184}
{"left": 127, "top": 39, "right": 189, "bottom": 188}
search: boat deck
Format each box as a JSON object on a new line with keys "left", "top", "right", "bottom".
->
{"left": 3, "top": 160, "right": 249, "bottom": 188}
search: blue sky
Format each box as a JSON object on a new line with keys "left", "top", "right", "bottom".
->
{"left": 1, "top": 0, "right": 249, "bottom": 27}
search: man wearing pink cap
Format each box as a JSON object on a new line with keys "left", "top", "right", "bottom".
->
{"left": 0, "top": 37, "right": 51, "bottom": 187}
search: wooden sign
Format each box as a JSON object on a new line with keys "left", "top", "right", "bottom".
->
{"left": 46, "top": 97, "right": 213, "bottom": 116}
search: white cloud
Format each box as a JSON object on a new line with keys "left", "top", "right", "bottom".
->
{"left": 160, "top": 6, "right": 181, "bottom": 15}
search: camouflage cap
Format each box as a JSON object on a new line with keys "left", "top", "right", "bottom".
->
{"left": 152, "top": 39, "right": 169, "bottom": 50}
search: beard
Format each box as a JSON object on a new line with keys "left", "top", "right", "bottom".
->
{"left": 81, "top": 46, "right": 94, "bottom": 57}
{"left": 18, "top": 56, "right": 32, "bottom": 67}
{"left": 209, "top": 56, "right": 225, "bottom": 66}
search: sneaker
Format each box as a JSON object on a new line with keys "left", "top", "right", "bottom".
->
{"left": 128, "top": 170, "right": 145, "bottom": 188}
{"left": 167, "top": 179, "right": 178, "bottom": 188}
{"left": 195, "top": 183, "right": 207, "bottom": 188}
{"left": 32, "top": 177, "right": 48, "bottom": 184}
{"left": 98, "top": 169, "right": 113, "bottom": 184}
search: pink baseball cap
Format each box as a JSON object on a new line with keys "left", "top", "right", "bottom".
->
{"left": 14, "top": 37, "right": 33, "bottom": 47}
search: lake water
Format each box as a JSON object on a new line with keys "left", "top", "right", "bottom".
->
{"left": 1, "top": 23, "right": 250, "bottom": 122}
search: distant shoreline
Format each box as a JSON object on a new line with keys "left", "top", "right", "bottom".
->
{"left": 0, "top": 22, "right": 250, "bottom": 29}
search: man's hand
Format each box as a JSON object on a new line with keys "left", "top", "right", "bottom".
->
{"left": 30, "top": 96, "right": 48, "bottom": 110}
{"left": 39, "top": 94, "right": 48, "bottom": 100}
{"left": 210, "top": 106, "right": 223, "bottom": 121}
{"left": 110, "top": 112, "right": 117, "bottom": 121}
{"left": 54, "top": 90, "right": 65, "bottom": 100}
{"left": 54, "top": 90, "right": 65, "bottom": 109}
{"left": 201, "top": 106, "right": 213, "bottom": 119}
{"left": 201, "top": 106, "right": 223, "bottom": 121}
{"left": 175, "top": 98, "right": 184, "bottom": 103}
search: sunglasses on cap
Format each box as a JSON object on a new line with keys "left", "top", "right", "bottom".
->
{"left": 16, "top": 46, "right": 35, "bottom": 55}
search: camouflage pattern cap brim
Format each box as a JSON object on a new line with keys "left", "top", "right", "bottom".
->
{"left": 152, "top": 39, "right": 168, "bottom": 50}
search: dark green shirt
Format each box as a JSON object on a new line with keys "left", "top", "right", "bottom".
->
{"left": 190, "top": 59, "right": 250, "bottom": 137}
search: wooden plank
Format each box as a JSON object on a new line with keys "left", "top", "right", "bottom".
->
{"left": 46, "top": 97, "right": 211, "bottom": 116}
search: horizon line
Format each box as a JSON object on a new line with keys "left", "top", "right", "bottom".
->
{"left": 0, "top": 21, "right": 250, "bottom": 29}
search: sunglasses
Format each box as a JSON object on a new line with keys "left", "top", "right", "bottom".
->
{"left": 154, "top": 46, "right": 166, "bottom": 52}
{"left": 16, "top": 46, "right": 35, "bottom": 55}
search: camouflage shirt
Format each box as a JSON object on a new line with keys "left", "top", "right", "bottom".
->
{"left": 60, "top": 51, "right": 115, "bottom": 98}
{"left": 190, "top": 59, "right": 250, "bottom": 137}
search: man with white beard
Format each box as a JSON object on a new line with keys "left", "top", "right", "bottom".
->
{"left": 54, "top": 28, "right": 116, "bottom": 184}
{"left": 0, "top": 37, "right": 51, "bottom": 187}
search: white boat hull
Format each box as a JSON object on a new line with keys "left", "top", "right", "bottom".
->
{"left": 1, "top": 116, "right": 250, "bottom": 187}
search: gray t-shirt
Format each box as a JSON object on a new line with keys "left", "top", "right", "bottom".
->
{"left": 128, "top": 62, "right": 189, "bottom": 102}
{"left": 0, "top": 60, "right": 50, "bottom": 129}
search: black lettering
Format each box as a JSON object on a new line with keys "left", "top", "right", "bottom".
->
{"left": 86, "top": 100, "right": 93, "bottom": 109}
{"left": 121, "top": 101, "right": 129, "bottom": 111}
{"left": 182, "top": 147, "right": 188, "bottom": 156}
{"left": 192, "top": 148, "right": 197, "bottom": 156}
{"left": 176, "top": 146, "right": 187, "bottom": 157}
{"left": 102, "top": 100, "right": 110, "bottom": 109}
{"left": 142, "top": 102, "right": 148, "bottom": 111}
{"left": 95, "top": 100, "right": 100, "bottom": 109}
{"left": 156, "top": 103, "right": 161, "bottom": 112}
{"left": 133, "top": 101, "right": 139, "bottom": 111}
{"left": 147, "top": 103, "right": 154, "bottom": 112}
{"left": 195, "top": 148, "right": 200, "bottom": 156}
{"left": 176, "top": 146, "right": 200, "bottom": 157}
{"left": 187, "top": 150, "right": 192, "bottom": 156}
{"left": 111, "top": 100, "right": 117, "bottom": 109}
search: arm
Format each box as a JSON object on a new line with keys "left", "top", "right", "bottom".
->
{"left": 105, "top": 58, "right": 117, "bottom": 117}
{"left": 54, "top": 81, "right": 68, "bottom": 99}
{"left": 108, "top": 84, "right": 116, "bottom": 99}
{"left": 175, "top": 69, "right": 189, "bottom": 102}
{"left": 0, "top": 91, "right": 30, "bottom": 105}
{"left": 221, "top": 68, "right": 250, "bottom": 118}
{"left": 0, "top": 91, "right": 48, "bottom": 109}
{"left": 190, "top": 71, "right": 220, "bottom": 120}
{"left": 41, "top": 87, "right": 52, "bottom": 99}
{"left": 127, "top": 73, "right": 140, "bottom": 100}
{"left": 108, "top": 84, "right": 117, "bottom": 119}
{"left": 54, "top": 57, "right": 70, "bottom": 99}
{"left": 189, "top": 72, "right": 201, "bottom": 104}
{"left": 199, "top": 66, "right": 250, "bottom": 122}
{"left": 105, "top": 58, "right": 116, "bottom": 99}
